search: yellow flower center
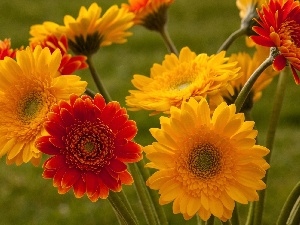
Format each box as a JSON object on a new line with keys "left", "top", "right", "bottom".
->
{"left": 18, "top": 91, "right": 44, "bottom": 123}
{"left": 188, "top": 143, "right": 222, "bottom": 179}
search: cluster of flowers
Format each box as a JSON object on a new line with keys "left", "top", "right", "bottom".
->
{"left": 0, "top": 0, "right": 299, "bottom": 224}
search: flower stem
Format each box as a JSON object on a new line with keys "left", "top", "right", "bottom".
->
{"left": 245, "top": 202, "right": 254, "bottom": 225}
{"left": 206, "top": 216, "right": 215, "bottom": 225}
{"left": 277, "top": 181, "right": 300, "bottom": 225}
{"left": 129, "top": 163, "right": 160, "bottom": 225}
{"left": 86, "top": 55, "right": 111, "bottom": 102}
{"left": 108, "top": 191, "right": 139, "bottom": 225}
{"left": 234, "top": 54, "right": 273, "bottom": 113}
{"left": 217, "top": 27, "right": 247, "bottom": 53}
{"left": 253, "top": 69, "right": 288, "bottom": 225}
{"left": 231, "top": 206, "right": 240, "bottom": 225}
{"left": 158, "top": 24, "right": 178, "bottom": 55}
{"left": 222, "top": 220, "right": 233, "bottom": 225}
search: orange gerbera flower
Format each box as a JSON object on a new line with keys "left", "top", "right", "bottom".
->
{"left": 123, "top": 0, "right": 174, "bottom": 31}
{"left": 35, "top": 94, "right": 142, "bottom": 202}
{"left": 251, "top": 0, "right": 300, "bottom": 84}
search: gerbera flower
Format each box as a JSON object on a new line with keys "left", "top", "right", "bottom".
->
{"left": 59, "top": 3, "right": 134, "bottom": 55}
{"left": 126, "top": 47, "right": 240, "bottom": 114}
{"left": 145, "top": 97, "right": 269, "bottom": 221}
{"left": 0, "top": 38, "right": 19, "bottom": 59}
{"left": 251, "top": 0, "right": 300, "bottom": 84}
{"left": 30, "top": 23, "right": 88, "bottom": 75}
{"left": 122, "top": 0, "right": 174, "bottom": 31}
{"left": 219, "top": 46, "right": 279, "bottom": 112}
{"left": 35, "top": 94, "right": 142, "bottom": 202}
{"left": 0, "top": 46, "right": 87, "bottom": 165}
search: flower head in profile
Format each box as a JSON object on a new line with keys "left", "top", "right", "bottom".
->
{"left": 145, "top": 97, "right": 269, "bottom": 221}
{"left": 35, "top": 94, "right": 142, "bottom": 202}
{"left": 219, "top": 46, "right": 279, "bottom": 112}
{"left": 0, "top": 38, "right": 20, "bottom": 60}
{"left": 251, "top": 0, "right": 300, "bottom": 84}
{"left": 30, "top": 23, "right": 88, "bottom": 75}
{"left": 126, "top": 47, "right": 240, "bottom": 114}
{"left": 0, "top": 46, "right": 87, "bottom": 165}
{"left": 122, "top": 0, "right": 174, "bottom": 31}
{"left": 59, "top": 3, "right": 134, "bottom": 55}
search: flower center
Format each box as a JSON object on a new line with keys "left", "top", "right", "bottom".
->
{"left": 279, "top": 20, "right": 300, "bottom": 48}
{"left": 188, "top": 143, "right": 222, "bottom": 179}
{"left": 64, "top": 120, "right": 115, "bottom": 173}
{"left": 18, "top": 91, "right": 44, "bottom": 123}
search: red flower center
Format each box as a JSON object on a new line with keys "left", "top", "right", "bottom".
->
{"left": 64, "top": 119, "right": 115, "bottom": 173}
{"left": 279, "top": 20, "right": 300, "bottom": 49}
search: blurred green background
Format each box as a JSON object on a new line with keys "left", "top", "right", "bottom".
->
{"left": 0, "top": 0, "right": 299, "bottom": 224}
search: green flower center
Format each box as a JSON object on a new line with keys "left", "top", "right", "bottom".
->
{"left": 84, "top": 141, "right": 95, "bottom": 152}
{"left": 188, "top": 143, "right": 222, "bottom": 179}
{"left": 18, "top": 92, "right": 44, "bottom": 123}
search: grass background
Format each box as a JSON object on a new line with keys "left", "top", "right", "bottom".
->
{"left": 0, "top": 0, "right": 299, "bottom": 224}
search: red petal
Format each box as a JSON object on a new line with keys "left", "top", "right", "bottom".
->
{"left": 116, "top": 122, "right": 137, "bottom": 140}
{"left": 57, "top": 185, "right": 71, "bottom": 194}
{"left": 47, "top": 112, "right": 63, "bottom": 124}
{"left": 85, "top": 172, "right": 99, "bottom": 197}
{"left": 98, "top": 179, "right": 109, "bottom": 199}
{"left": 100, "top": 102, "right": 120, "bottom": 124}
{"left": 44, "top": 121, "right": 66, "bottom": 137}
{"left": 273, "top": 54, "right": 287, "bottom": 71}
{"left": 42, "top": 169, "right": 56, "bottom": 179}
{"left": 43, "top": 155, "right": 66, "bottom": 170}
{"left": 60, "top": 108, "right": 75, "bottom": 127}
{"left": 109, "top": 159, "right": 127, "bottom": 173}
{"left": 109, "top": 114, "right": 128, "bottom": 131}
{"left": 73, "top": 176, "right": 86, "bottom": 198}
{"left": 73, "top": 98, "right": 86, "bottom": 122}
{"left": 119, "top": 170, "right": 133, "bottom": 185}
{"left": 94, "top": 94, "right": 106, "bottom": 110}
{"left": 35, "top": 136, "right": 60, "bottom": 155}
{"left": 291, "top": 65, "right": 300, "bottom": 85}
{"left": 100, "top": 168, "right": 121, "bottom": 192}
{"left": 53, "top": 167, "right": 67, "bottom": 187}
{"left": 61, "top": 168, "right": 80, "bottom": 189}
{"left": 49, "top": 137, "right": 65, "bottom": 149}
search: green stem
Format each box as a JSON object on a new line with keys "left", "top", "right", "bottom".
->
{"left": 84, "top": 87, "right": 96, "bottom": 97}
{"left": 277, "top": 181, "right": 300, "bottom": 225}
{"left": 196, "top": 215, "right": 205, "bottom": 225}
{"left": 158, "top": 24, "right": 178, "bottom": 55}
{"left": 234, "top": 55, "right": 273, "bottom": 113}
{"left": 138, "top": 159, "right": 169, "bottom": 225}
{"left": 253, "top": 70, "right": 288, "bottom": 225}
{"left": 222, "top": 220, "right": 233, "bottom": 225}
{"left": 86, "top": 55, "right": 111, "bottom": 102}
{"left": 231, "top": 206, "right": 240, "bottom": 225}
{"left": 108, "top": 192, "right": 139, "bottom": 225}
{"left": 245, "top": 202, "right": 254, "bottom": 225}
{"left": 217, "top": 27, "right": 247, "bottom": 53}
{"left": 129, "top": 163, "right": 160, "bottom": 225}
{"left": 206, "top": 216, "right": 215, "bottom": 225}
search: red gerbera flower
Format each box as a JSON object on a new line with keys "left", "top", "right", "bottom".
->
{"left": 35, "top": 94, "right": 142, "bottom": 202}
{"left": 31, "top": 34, "right": 88, "bottom": 75}
{"left": 0, "top": 38, "right": 19, "bottom": 60}
{"left": 251, "top": 0, "right": 300, "bottom": 84}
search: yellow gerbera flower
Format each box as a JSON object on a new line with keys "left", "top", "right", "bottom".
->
{"left": 126, "top": 46, "right": 240, "bottom": 114}
{"left": 145, "top": 97, "right": 269, "bottom": 221}
{"left": 217, "top": 46, "right": 279, "bottom": 112}
{"left": 29, "top": 21, "right": 61, "bottom": 45}
{"left": 59, "top": 3, "right": 134, "bottom": 55}
{"left": 0, "top": 46, "right": 87, "bottom": 165}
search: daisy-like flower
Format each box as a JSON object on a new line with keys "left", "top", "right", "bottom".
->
{"left": 0, "top": 46, "right": 87, "bottom": 165}
{"left": 251, "top": 0, "right": 300, "bottom": 84}
{"left": 59, "top": 3, "right": 134, "bottom": 55}
{"left": 220, "top": 46, "right": 279, "bottom": 112}
{"left": 0, "top": 38, "right": 19, "bottom": 60}
{"left": 35, "top": 94, "right": 142, "bottom": 202}
{"left": 145, "top": 97, "right": 269, "bottom": 221}
{"left": 126, "top": 47, "right": 240, "bottom": 114}
{"left": 30, "top": 23, "right": 88, "bottom": 75}
{"left": 122, "top": 0, "right": 174, "bottom": 31}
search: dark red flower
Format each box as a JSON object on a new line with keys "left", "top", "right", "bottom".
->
{"left": 251, "top": 0, "right": 300, "bottom": 84}
{"left": 35, "top": 94, "right": 142, "bottom": 202}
